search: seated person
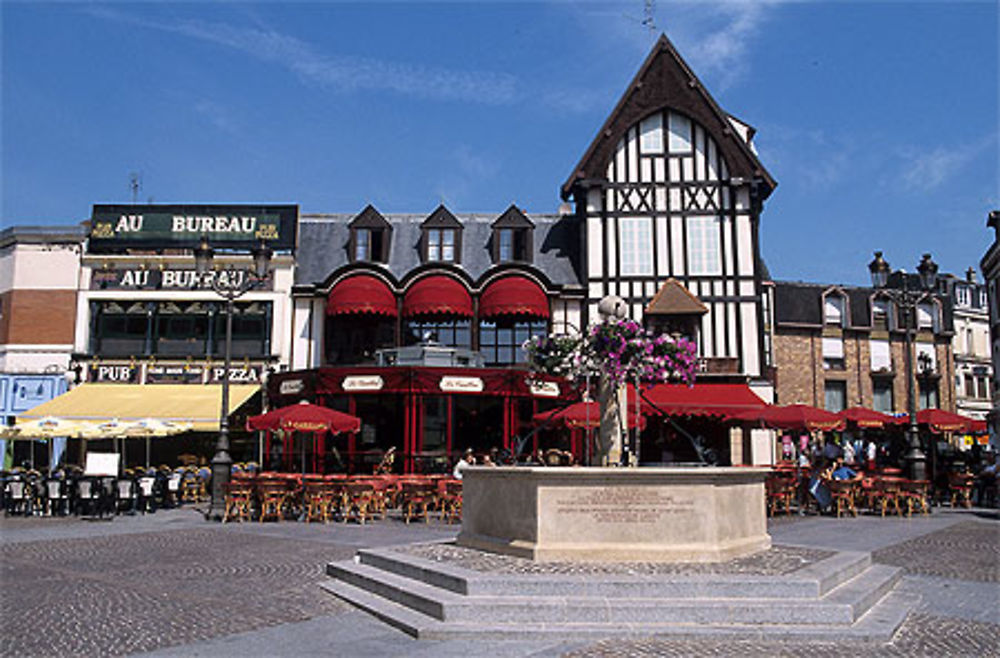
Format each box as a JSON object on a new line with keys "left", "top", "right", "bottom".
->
{"left": 830, "top": 457, "right": 861, "bottom": 481}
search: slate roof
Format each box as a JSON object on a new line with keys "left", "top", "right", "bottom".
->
{"left": 773, "top": 279, "right": 954, "bottom": 334}
{"left": 295, "top": 211, "right": 582, "bottom": 291}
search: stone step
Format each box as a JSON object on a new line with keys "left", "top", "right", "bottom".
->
{"left": 319, "top": 578, "right": 918, "bottom": 644}
{"left": 326, "top": 558, "right": 899, "bottom": 626}
{"left": 355, "top": 545, "right": 871, "bottom": 600}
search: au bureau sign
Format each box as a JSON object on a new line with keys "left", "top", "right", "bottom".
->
{"left": 88, "top": 204, "right": 298, "bottom": 251}
{"left": 90, "top": 268, "right": 273, "bottom": 291}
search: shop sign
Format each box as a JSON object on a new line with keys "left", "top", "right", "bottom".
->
{"left": 90, "top": 268, "right": 273, "bottom": 291}
{"left": 440, "top": 376, "right": 484, "bottom": 393}
{"left": 88, "top": 204, "right": 297, "bottom": 252}
{"left": 278, "top": 379, "right": 305, "bottom": 395}
{"left": 342, "top": 375, "right": 384, "bottom": 392}
{"left": 528, "top": 380, "right": 560, "bottom": 397}
{"left": 146, "top": 364, "right": 204, "bottom": 384}
{"left": 90, "top": 364, "right": 140, "bottom": 384}
{"left": 209, "top": 366, "right": 262, "bottom": 383}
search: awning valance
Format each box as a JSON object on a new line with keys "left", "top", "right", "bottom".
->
{"left": 479, "top": 276, "right": 550, "bottom": 319}
{"left": 402, "top": 276, "right": 473, "bottom": 317}
{"left": 15, "top": 384, "right": 259, "bottom": 432}
{"left": 641, "top": 383, "right": 767, "bottom": 419}
{"left": 326, "top": 274, "right": 397, "bottom": 317}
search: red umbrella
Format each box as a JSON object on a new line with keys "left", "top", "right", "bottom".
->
{"left": 532, "top": 401, "right": 646, "bottom": 430}
{"left": 734, "top": 404, "right": 845, "bottom": 432}
{"left": 247, "top": 401, "right": 361, "bottom": 434}
{"left": 838, "top": 407, "right": 897, "bottom": 429}
{"left": 915, "top": 408, "right": 977, "bottom": 434}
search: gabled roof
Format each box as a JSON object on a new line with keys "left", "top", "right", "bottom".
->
{"left": 492, "top": 204, "right": 534, "bottom": 228}
{"left": 645, "top": 278, "right": 708, "bottom": 316}
{"left": 422, "top": 204, "right": 463, "bottom": 229}
{"left": 348, "top": 204, "right": 390, "bottom": 229}
{"left": 560, "top": 33, "right": 776, "bottom": 201}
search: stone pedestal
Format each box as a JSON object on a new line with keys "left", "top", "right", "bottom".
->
{"left": 456, "top": 466, "right": 770, "bottom": 563}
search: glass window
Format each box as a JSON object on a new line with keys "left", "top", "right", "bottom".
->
{"left": 822, "top": 337, "right": 845, "bottom": 370}
{"left": 824, "top": 295, "right": 844, "bottom": 325}
{"left": 668, "top": 112, "right": 692, "bottom": 153}
{"left": 685, "top": 216, "right": 721, "bottom": 276}
{"left": 355, "top": 229, "right": 370, "bottom": 260}
{"left": 498, "top": 229, "right": 512, "bottom": 262}
{"left": 872, "top": 380, "right": 893, "bottom": 413}
{"left": 872, "top": 299, "right": 891, "bottom": 330}
{"left": 916, "top": 343, "right": 936, "bottom": 374}
{"left": 824, "top": 380, "right": 847, "bottom": 412}
{"left": 964, "top": 374, "right": 976, "bottom": 398}
{"left": 213, "top": 305, "right": 268, "bottom": 358}
{"left": 978, "top": 376, "right": 990, "bottom": 400}
{"left": 918, "top": 381, "right": 938, "bottom": 410}
{"left": 916, "top": 303, "right": 934, "bottom": 329}
{"left": 479, "top": 318, "right": 547, "bottom": 365}
{"left": 619, "top": 217, "right": 653, "bottom": 275}
{"left": 640, "top": 112, "right": 664, "bottom": 154}
{"left": 324, "top": 314, "right": 395, "bottom": 365}
{"left": 956, "top": 285, "right": 970, "bottom": 307}
{"left": 426, "top": 228, "right": 456, "bottom": 262}
{"left": 95, "top": 308, "right": 148, "bottom": 357}
{"left": 404, "top": 319, "right": 471, "bottom": 349}
{"left": 979, "top": 289, "right": 987, "bottom": 308}
{"left": 870, "top": 340, "right": 891, "bottom": 372}
{"left": 156, "top": 303, "right": 210, "bottom": 357}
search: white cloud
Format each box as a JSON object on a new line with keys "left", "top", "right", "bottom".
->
{"left": 680, "top": 0, "right": 781, "bottom": 90}
{"left": 898, "top": 133, "right": 997, "bottom": 191}
{"left": 85, "top": 7, "right": 519, "bottom": 105}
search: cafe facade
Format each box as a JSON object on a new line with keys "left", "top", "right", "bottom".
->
{"left": 269, "top": 34, "right": 778, "bottom": 470}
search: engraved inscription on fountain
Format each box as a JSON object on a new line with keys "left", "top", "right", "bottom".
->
{"left": 554, "top": 487, "right": 696, "bottom": 524}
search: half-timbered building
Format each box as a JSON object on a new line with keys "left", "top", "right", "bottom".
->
{"left": 561, "top": 34, "right": 776, "bottom": 396}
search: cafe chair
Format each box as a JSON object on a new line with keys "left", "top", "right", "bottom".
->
{"left": 948, "top": 472, "right": 974, "bottom": 509}
{"left": 4, "top": 479, "right": 31, "bottom": 516}
{"left": 44, "top": 478, "right": 69, "bottom": 516}
{"left": 115, "top": 478, "right": 138, "bottom": 515}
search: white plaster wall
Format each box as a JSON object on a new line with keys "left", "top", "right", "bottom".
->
{"left": 0, "top": 345, "right": 74, "bottom": 373}
{"left": 3, "top": 244, "right": 81, "bottom": 292}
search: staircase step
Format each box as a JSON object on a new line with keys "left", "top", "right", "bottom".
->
{"left": 355, "top": 546, "right": 871, "bottom": 600}
{"left": 319, "top": 578, "right": 918, "bottom": 644}
{"left": 327, "top": 559, "right": 893, "bottom": 626}
{"left": 823, "top": 564, "right": 902, "bottom": 621}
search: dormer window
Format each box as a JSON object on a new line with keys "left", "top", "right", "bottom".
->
{"left": 872, "top": 298, "right": 891, "bottom": 330}
{"left": 421, "top": 205, "right": 463, "bottom": 264}
{"left": 823, "top": 293, "right": 845, "bottom": 326}
{"left": 349, "top": 205, "right": 391, "bottom": 263}
{"left": 491, "top": 205, "right": 534, "bottom": 264}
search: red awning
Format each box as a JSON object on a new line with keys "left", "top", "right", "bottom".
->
{"left": 326, "top": 275, "right": 397, "bottom": 317}
{"left": 640, "top": 383, "right": 767, "bottom": 419}
{"left": 479, "top": 276, "right": 550, "bottom": 319}
{"left": 402, "top": 276, "right": 473, "bottom": 317}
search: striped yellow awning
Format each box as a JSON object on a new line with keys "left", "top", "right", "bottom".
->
{"left": 16, "top": 384, "right": 260, "bottom": 432}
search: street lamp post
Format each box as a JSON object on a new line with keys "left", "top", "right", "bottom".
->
{"left": 868, "top": 251, "right": 939, "bottom": 482}
{"left": 194, "top": 237, "right": 272, "bottom": 520}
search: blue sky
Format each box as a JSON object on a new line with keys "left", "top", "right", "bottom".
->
{"left": 2, "top": 1, "right": 996, "bottom": 285}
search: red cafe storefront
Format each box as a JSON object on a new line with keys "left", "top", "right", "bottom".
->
{"left": 266, "top": 365, "right": 576, "bottom": 474}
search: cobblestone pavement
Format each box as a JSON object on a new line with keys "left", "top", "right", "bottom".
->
{"left": 872, "top": 520, "right": 1000, "bottom": 582}
{"left": 399, "top": 542, "right": 833, "bottom": 576}
{"left": 2, "top": 507, "right": 998, "bottom": 657}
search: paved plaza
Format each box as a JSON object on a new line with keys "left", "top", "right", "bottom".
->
{"left": 0, "top": 506, "right": 997, "bottom": 657}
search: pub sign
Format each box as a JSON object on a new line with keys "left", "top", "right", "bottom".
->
{"left": 88, "top": 204, "right": 298, "bottom": 252}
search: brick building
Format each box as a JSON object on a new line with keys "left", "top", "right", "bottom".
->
{"left": 769, "top": 277, "right": 955, "bottom": 416}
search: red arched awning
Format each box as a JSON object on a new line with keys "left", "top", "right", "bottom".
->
{"left": 326, "top": 275, "right": 397, "bottom": 317}
{"left": 479, "top": 276, "right": 550, "bottom": 319}
{"left": 402, "top": 276, "right": 473, "bottom": 317}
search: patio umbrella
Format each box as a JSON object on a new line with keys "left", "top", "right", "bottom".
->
{"left": 734, "top": 404, "right": 845, "bottom": 432}
{"left": 246, "top": 401, "right": 361, "bottom": 434}
{"left": 122, "top": 419, "right": 194, "bottom": 468}
{"left": 532, "top": 401, "right": 647, "bottom": 430}
{"left": 838, "top": 407, "right": 898, "bottom": 430}
{"left": 915, "top": 409, "right": 978, "bottom": 434}
{"left": 247, "top": 402, "right": 361, "bottom": 474}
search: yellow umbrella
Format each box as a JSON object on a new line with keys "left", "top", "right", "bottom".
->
{"left": 13, "top": 416, "right": 88, "bottom": 438}
{"left": 122, "top": 419, "right": 194, "bottom": 468}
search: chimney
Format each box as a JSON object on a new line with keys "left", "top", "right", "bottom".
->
{"left": 966, "top": 267, "right": 977, "bottom": 283}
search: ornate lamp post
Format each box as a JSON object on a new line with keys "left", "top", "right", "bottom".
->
{"left": 194, "top": 237, "right": 272, "bottom": 520}
{"left": 868, "top": 251, "right": 939, "bottom": 482}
